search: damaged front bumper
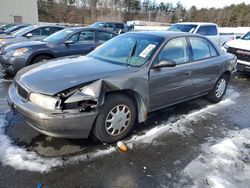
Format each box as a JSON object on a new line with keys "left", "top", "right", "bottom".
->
{"left": 7, "top": 84, "right": 98, "bottom": 138}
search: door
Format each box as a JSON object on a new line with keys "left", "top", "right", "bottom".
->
{"left": 149, "top": 37, "right": 194, "bottom": 111}
{"left": 14, "top": 16, "right": 22, "bottom": 23}
{"left": 196, "top": 25, "right": 219, "bottom": 46}
{"left": 59, "top": 30, "right": 97, "bottom": 56}
{"left": 188, "top": 36, "right": 223, "bottom": 95}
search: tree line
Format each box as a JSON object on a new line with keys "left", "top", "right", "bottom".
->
{"left": 37, "top": 0, "right": 250, "bottom": 27}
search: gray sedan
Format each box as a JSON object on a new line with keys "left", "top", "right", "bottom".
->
{"left": 7, "top": 31, "right": 237, "bottom": 143}
{"left": 0, "top": 28, "right": 117, "bottom": 74}
{"left": 0, "top": 25, "right": 65, "bottom": 48}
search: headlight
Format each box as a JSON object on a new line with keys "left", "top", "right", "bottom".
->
{"left": 12, "top": 48, "right": 29, "bottom": 57}
{"left": 29, "top": 93, "right": 60, "bottom": 110}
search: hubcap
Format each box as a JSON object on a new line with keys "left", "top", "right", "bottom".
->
{"left": 215, "top": 78, "right": 226, "bottom": 98}
{"left": 105, "top": 105, "right": 131, "bottom": 136}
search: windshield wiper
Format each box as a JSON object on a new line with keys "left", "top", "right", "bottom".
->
{"left": 126, "top": 41, "right": 137, "bottom": 66}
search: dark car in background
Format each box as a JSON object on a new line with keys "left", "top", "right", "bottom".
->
{"left": 0, "top": 25, "right": 65, "bottom": 48}
{"left": 0, "top": 23, "right": 17, "bottom": 31}
{"left": 8, "top": 31, "right": 236, "bottom": 143}
{"left": 90, "top": 22, "right": 133, "bottom": 33}
{"left": 0, "top": 24, "right": 30, "bottom": 35}
{"left": 0, "top": 27, "right": 117, "bottom": 74}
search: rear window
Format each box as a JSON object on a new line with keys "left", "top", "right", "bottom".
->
{"left": 168, "top": 24, "right": 198, "bottom": 33}
{"left": 197, "top": 25, "right": 218, "bottom": 36}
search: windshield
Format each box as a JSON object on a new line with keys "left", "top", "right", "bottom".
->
{"left": 90, "top": 22, "right": 104, "bottom": 28}
{"left": 88, "top": 33, "right": 164, "bottom": 67}
{"left": 241, "top": 32, "right": 250, "bottom": 40}
{"left": 168, "top": 24, "right": 198, "bottom": 33}
{"left": 43, "top": 29, "right": 74, "bottom": 43}
{"left": 0, "top": 23, "right": 16, "bottom": 31}
{"left": 4, "top": 25, "right": 26, "bottom": 34}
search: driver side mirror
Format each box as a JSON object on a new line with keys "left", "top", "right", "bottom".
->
{"left": 236, "top": 35, "right": 241, "bottom": 39}
{"left": 153, "top": 59, "right": 176, "bottom": 69}
{"left": 26, "top": 33, "right": 33, "bottom": 38}
{"left": 64, "top": 40, "right": 74, "bottom": 45}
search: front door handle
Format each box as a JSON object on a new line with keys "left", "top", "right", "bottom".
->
{"left": 185, "top": 71, "right": 192, "bottom": 76}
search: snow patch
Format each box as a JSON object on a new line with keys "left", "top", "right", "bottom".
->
{"left": 0, "top": 112, "right": 64, "bottom": 173}
{"left": 182, "top": 128, "right": 250, "bottom": 188}
{"left": 128, "top": 96, "right": 235, "bottom": 144}
{"left": 0, "top": 111, "right": 117, "bottom": 173}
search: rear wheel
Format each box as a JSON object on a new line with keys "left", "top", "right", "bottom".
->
{"left": 93, "top": 94, "right": 136, "bottom": 143}
{"left": 31, "top": 55, "right": 52, "bottom": 64}
{"left": 206, "top": 74, "right": 229, "bottom": 103}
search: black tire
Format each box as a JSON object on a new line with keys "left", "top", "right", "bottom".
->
{"left": 93, "top": 94, "right": 136, "bottom": 143}
{"left": 31, "top": 55, "right": 51, "bottom": 64}
{"left": 206, "top": 74, "right": 229, "bottom": 103}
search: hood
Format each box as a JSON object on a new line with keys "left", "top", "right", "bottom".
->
{"left": 16, "top": 56, "right": 132, "bottom": 95}
{"left": 0, "top": 34, "right": 15, "bottom": 39}
{"left": 0, "top": 36, "right": 27, "bottom": 46}
{"left": 4, "top": 40, "right": 51, "bottom": 51}
{"left": 226, "top": 39, "right": 250, "bottom": 51}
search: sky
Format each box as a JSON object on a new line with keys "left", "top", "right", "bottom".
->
{"left": 156, "top": 0, "right": 250, "bottom": 9}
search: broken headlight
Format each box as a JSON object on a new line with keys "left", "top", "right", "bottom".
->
{"left": 29, "top": 93, "right": 61, "bottom": 110}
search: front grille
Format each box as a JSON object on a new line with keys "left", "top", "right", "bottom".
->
{"left": 228, "top": 47, "right": 250, "bottom": 62}
{"left": 15, "top": 81, "right": 29, "bottom": 99}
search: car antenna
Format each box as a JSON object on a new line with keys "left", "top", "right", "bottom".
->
{"left": 126, "top": 41, "right": 137, "bottom": 66}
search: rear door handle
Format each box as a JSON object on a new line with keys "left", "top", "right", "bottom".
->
{"left": 185, "top": 71, "right": 192, "bottom": 76}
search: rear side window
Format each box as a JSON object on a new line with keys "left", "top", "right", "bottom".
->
{"left": 158, "top": 37, "right": 189, "bottom": 65}
{"left": 96, "top": 31, "right": 115, "bottom": 42}
{"left": 197, "top": 25, "right": 217, "bottom": 36}
{"left": 189, "top": 37, "right": 218, "bottom": 61}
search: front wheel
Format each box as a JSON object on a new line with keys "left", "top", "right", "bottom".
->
{"left": 206, "top": 74, "right": 229, "bottom": 103}
{"left": 93, "top": 94, "right": 136, "bottom": 143}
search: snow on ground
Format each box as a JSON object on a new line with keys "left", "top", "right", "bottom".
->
{"left": 182, "top": 128, "right": 250, "bottom": 188}
{"left": 0, "top": 88, "right": 239, "bottom": 173}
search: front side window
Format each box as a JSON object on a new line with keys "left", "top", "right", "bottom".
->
{"left": 67, "top": 31, "right": 95, "bottom": 44}
{"left": 88, "top": 33, "right": 163, "bottom": 67}
{"left": 189, "top": 37, "right": 218, "bottom": 61}
{"left": 158, "top": 37, "right": 189, "bottom": 65}
{"left": 96, "top": 31, "right": 116, "bottom": 42}
{"left": 115, "top": 24, "right": 124, "bottom": 29}
{"left": 30, "top": 27, "right": 51, "bottom": 37}
{"left": 78, "top": 31, "right": 95, "bottom": 44}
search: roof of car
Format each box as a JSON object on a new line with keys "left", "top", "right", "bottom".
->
{"left": 174, "top": 22, "right": 217, "bottom": 26}
{"left": 130, "top": 31, "right": 200, "bottom": 39}
{"left": 65, "top": 27, "right": 117, "bottom": 33}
